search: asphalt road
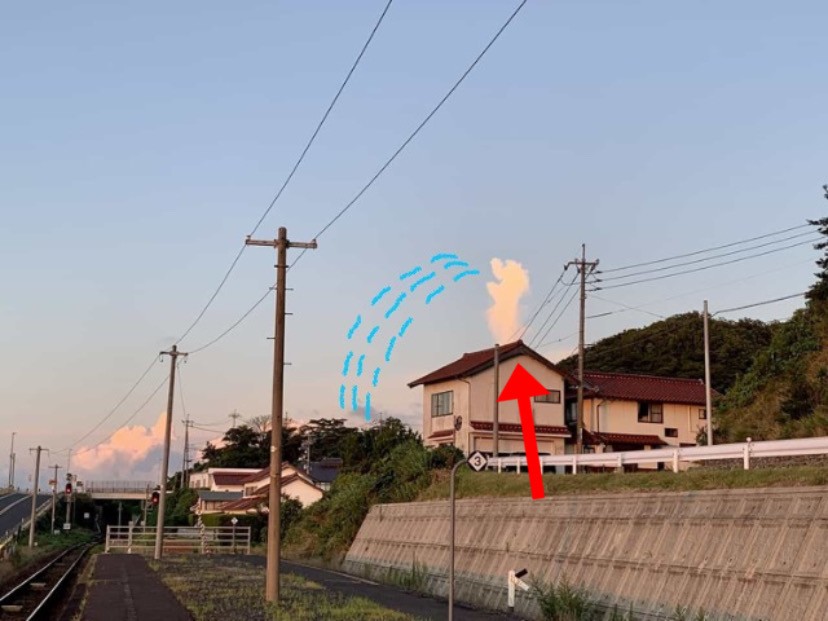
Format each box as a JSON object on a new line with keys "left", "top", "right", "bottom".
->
{"left": 226, "top": 555, "right": 523, "bottom": 620}
{"left": 0, "top": 493, "right": 51, "bottom": 539}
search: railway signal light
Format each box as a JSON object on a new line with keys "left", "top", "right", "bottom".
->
{"left": 151, "top": 491, "right": 160, "bottom": 506}
{"left": 64, "top": 482, "right": 72, "bottom": 496}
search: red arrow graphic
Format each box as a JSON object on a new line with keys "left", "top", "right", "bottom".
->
{"left": 498, "top": 363, "right": 548, "bottom": 499}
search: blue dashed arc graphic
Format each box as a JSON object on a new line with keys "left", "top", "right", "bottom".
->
{"left": 340, "top": 252, "right": 480, "bottom": 420}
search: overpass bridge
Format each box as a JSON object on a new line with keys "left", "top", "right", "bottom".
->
{"left": 83, "top": 481, "right": 157, "bottom": 501}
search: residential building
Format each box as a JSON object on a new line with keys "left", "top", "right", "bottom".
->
{"left": 194, "top": 490, "right": 243, "bottom": 515}
{"left": 409, "top": 340, "right": 712, "bottom": 462}
{"left": 221, "top": 463, "right": 324, "bottom": 515}
{"left": 571, "top": 370, "right": 711, "bottom": 453}
{"left": 408, "top": 341, "right": 573, "bottom": 456}
{"left": 307, "top": 458, "right": 343, "bottom": 492}
{"left": 188, "top": 467, "right": 261, "bottom": 492}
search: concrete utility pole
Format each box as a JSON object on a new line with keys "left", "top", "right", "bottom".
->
{"left": 49, "top": 464, "right": 62, "bottom": 534}
{"left": 181, "top": 419, "right": 192, "bottom": 491}
{"left": 566, "top": 245, "right": 599, "bottom": 454}
{"left": 8, "top": 432, "right": 16, "bottom": 489}
{"left": 246, "top": 227, "right": 317, "bottom": 604}
{"left": 492, "top": 344, "right": 500, "bottom": 460}
{"left": 28, "top": 446, "right": 43, "bottom": 547}
{"left": 703, "top": 300, "right": 714, "bottom": 446}
{"left": 155, "top": 344, "right": 188, "bottom": 561}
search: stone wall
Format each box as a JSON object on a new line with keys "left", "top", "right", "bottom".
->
{"left": 343, "top": 486, "right": 828, "bottom": 620}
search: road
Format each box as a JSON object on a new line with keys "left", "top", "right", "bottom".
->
{"left": 227, "top": 555, "right": 522, "bottom": 620}
{"left": 0, "top": 492, "right": 52, "bottom": 539}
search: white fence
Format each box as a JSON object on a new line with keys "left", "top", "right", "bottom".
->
{"left": 490, "top": 436, "right": 828, "bottom": 473}
{"left": 105, "top": 524, "right": 251, "bottom": 555}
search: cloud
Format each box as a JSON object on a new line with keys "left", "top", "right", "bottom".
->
{"left": 73, "top": 412, "right": 173, "bottom": 479}
{"left": 486, "top": 258, "right": 530, "bottom": 343}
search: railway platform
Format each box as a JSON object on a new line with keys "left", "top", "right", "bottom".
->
{"left": 82, "top": 554, "right": 191, "bottom": 621}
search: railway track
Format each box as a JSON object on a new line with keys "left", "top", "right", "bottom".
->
{"left": 0, "top": 543, "right": 93, "bottom": 620}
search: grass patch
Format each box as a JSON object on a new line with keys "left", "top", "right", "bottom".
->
{"left": 152, "top": 555, "right": 422, "bottom": 621}
{"left": 417, "top": 465, "right": 828, "bottom": 501}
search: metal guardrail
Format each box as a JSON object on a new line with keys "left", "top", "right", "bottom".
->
{"left": 491, "top": 436, "right": 828, "bottom": 473}
{"left": 85, "top": 481, "right": 154, "bottom": 493}
{"left": 105, "top": 524, "right": 251, "bottom": 555}
{"left": 0, "top": 498, "right": 52, "bottom": 559}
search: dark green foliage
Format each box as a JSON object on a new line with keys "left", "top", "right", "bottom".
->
{"left": 558, "top": 313, "right": 772, "bottom": 393}
{"left": 532, "top": 578, "right": 597, "bottom": 620}
{"left": 806, "top": 215, "right": 828, "bottom": 302}
{"left": 167, "top": 488, "right": 198, "bottom": 526}
{"left": 196, "top": 422, "right": 302, "bottom": 470}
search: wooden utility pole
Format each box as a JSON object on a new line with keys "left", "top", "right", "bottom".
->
{"left": 246, "top": 227, "right": 317, "bottom": 603}
{"left": 492, "top": 344, "right": 500, "bottom": 460}
{"left": 703, "top": 300, "right": 714, "bottom": 446}
{"left": 28, "top": 446, "right": 43, "bottom": 547}
{"left": 155, "top": 344, "right": 187, "bottom": 561}
{"left": 49, "top": 464, "right": 62, "bottom": 534}
{"left": 566, "top": 245, "right": 599, "bottom": 454}
{"left": 8, "top": 432, "right": 15, "bottom": 489}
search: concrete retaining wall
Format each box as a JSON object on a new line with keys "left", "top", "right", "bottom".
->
{"left": 343, "top": 486, "right": 828, "bottom": 620}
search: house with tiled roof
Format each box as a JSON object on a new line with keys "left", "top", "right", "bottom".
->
{"left": 409, "top": 340, "right": 713, "bottom": 463}
{"left": 188, "top": 467, "right": 262, "bottom": 492}
{"left": 408, "top": 340, "right": 574, "bottom": 457}
{"left": 570, "top": 370, "right": 713, "bottom": 454}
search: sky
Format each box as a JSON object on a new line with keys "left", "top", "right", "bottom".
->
{"left": 2, "top": 0, "right": 827, "bottom": 487}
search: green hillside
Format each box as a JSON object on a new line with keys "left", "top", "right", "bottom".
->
{"left": 558, "top": 312, "right": 774, "bottom": 393}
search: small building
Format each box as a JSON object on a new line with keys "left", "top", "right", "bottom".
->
{"left": 219, "top": 463, "right": 324, "bottom": 515}
{"left": 194, "top": 490, "right": 243, "bottom": 515}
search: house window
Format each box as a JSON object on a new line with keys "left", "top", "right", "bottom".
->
{"left": 431, "top": 391, "right": 453, "bottom": 417}
{"left": 534, "top": 389, "right": 561, "bottom": 404}
{"left": 565, "top": 402, "right": 577, "bottom": 424}
{"left": 698, "top": 408, "right": 707, "bottom": 420}
{"left": 665, "top": 428, "right": 678, "bottom": 438}
{"left": 638, "top": 402, "right": 663, "bottom": 423}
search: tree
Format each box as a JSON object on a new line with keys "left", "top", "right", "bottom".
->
{"left": 197, "top": 420, "right": 303, "bottom": 470}
{"left": 806, "top": 188, "right": 828, "bottom": 302}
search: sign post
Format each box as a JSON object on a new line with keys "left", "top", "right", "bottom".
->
{"left": 231, "top": 516, "right": 239, "bottom": 554}
{"left": 449, "top": 451, "right": 488, "bottom": 621}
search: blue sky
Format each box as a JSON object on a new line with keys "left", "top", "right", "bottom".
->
{"left": 1, "top": 1, "right": 827, "bottom": 482}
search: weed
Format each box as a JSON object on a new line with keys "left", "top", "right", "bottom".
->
{"left": 532, "top": 577, "right": 596, "bottom": 621}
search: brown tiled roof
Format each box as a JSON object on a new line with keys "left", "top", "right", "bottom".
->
{"left": 577, "top": 371, "right": 714, "bottom": 406}
{"left": 428, "top": 429, "right": 455, "bottom": 440}
{"left": 221, "top": 496, "right": 266, "bottom": 513}
{"left": 408, "top": 340, "right": 575, "bottom": 387}
{"left": 584, "top": 430, "right": 667, "bottom": 447}
{"left": 470, "top": 421, "right": 570, "bottom": 437}
{"left": 213, "top": 473, "right": 253, "bottom": 487}
{"left": 238, "top": 462, "right": 296, "bottom": 484}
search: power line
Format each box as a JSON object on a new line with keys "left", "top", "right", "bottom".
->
{"left": 174, "top": 0, "right": 395, "bottom": 346}
{"left": 526, "top": 277, "right": 577, "bottom": 346}
{"left": 531, "top": 283, "right": 580, "bottom": 348}
{"left": 189, "top": 0, "right": 529, "bottom": 352}
{"left": 601, "top": 222, "right": 812, "bottom": 274}
{"left": 587, "top": 294, "right": 665, "bottom": 320}
{"left": 512, "top": 266, "right": 568, "bottom": 341}
{"left": 599, "top": 230, "right": 815, "bottom": 283}
{"left": 713, "top": 292, "right": 806, "bottom": 316}
{"left": 599, "top": 237, "right": 820, "bottom": 290}
{"left": 71, "top": 375, "right": 170, "bottom": 457}
{"left": 53, "top": 356, "right": 160, "bottom": 454}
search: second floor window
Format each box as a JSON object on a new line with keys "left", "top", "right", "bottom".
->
{"left": 534, "top": 389, "right": 561, "bottom": 404}
{"left": 699, "top": 408, "right": 707, "bottom": 420}
{"left": 638, "top": 402, "right": 663, "bottom": 423}
{"left": 431, "top": 390, "right": 453, "bottom": 417}
{"left": 665, "top": 427, "right": 678, "bottom": 438}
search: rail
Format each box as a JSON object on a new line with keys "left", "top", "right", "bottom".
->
{"left": 105, "top": 524, "right": 251, "bottom": 555}
{"left": 489, "top": 435, "right": 828, "bottom": 473}
{"left": 0, "top": 543, "right": 93, "bottom": 619}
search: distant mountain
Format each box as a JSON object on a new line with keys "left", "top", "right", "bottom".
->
{"left": 557, "top": 312, "right": 774, "bottom": 394}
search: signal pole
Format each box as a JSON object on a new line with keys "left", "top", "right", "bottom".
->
{"left": 49, "top": 464, "right": 62, "bottom": 534}
{"left": 8, "top": 432, "right": 16, "bottom": 489}
{"left": 28, "top": 446, "right": 44, "bottom": 547}
{"left": 155, "top": 344, "right": 187, "bottom": 561}
{"left": 246, "top": 227, "right": 317, "bottom": 603}
{"left": 181, "top": 419, "right": 192, "bottom": 491}
{"left": 566, "top": 245, "right": 599, "bottom": 454}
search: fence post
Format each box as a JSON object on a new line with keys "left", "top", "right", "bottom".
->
{"left": 672, "top": 450, "right": 679, "bottom": 473}
{"left": 743, "top": 437, "right": 752, "bottom": 470}
{"left": 516, "top": 459, "right": 521, "bottom": 474}
{"left": 497, "top": 458, "right": 502, "bottom": 474}
{"left": 572, "top": 454, "right": 578, "bottom": 475}
{"left": 616, "top": 454, "right": 623, "bottom": 473}
{"left": 246, "top": 527, "right": 251, "bottom": 555}
{"left": 105, "top": 525, "right": 111, "bottom": 553}
{"left": 127, "top": 522, "right": 133, "bottom": 554}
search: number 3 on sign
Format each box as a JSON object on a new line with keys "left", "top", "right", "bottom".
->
{"left": 467, "top": 451, "right": 488, "bottom": 472}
